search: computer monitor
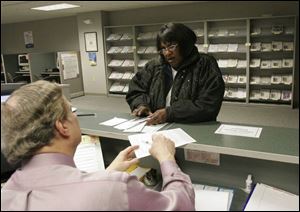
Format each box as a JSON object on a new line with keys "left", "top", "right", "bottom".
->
{"left": 18, "top": 54, "right": 29, "bottom": 65}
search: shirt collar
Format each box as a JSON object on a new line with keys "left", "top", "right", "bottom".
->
{"left": 21, "top": 153, "right": 76, "bottom": 170}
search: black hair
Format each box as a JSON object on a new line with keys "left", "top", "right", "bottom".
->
{"left": 156, "top": 23, "right": 197, "bottom": 60}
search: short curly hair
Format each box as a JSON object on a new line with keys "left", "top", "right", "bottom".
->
{"left": 1, "top": 80, "right": 69, "bottom": 165}
{"left": 156, "top": 22, "right": 197, "bottom": 61}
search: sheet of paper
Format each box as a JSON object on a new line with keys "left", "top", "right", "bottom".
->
{"left": 114, "top": 117, "right": 147, "bottom": 130}
{"left": 194, "top": 190, "right": 229, "bottom": 211}
{"left": 215, "top": 124, "right": 262, "bottom": 138}
{"left": 99, "top": 117, "right": 128, "bottom": 126}
{"left": 1, "top": 95, "right": 10, "bottom": 103}
{"left": 244, "top": 183, "right": 299, "bottom": 211}
{"left": 128, "top": 128, "right": 196, "bottom": 158}
{"left": 123, "top": 122, "right": 147, "bottom": 132}
{"left": 142, "top": 123, "right": 168, "bottom": 133}
{"left": 74, "top": 135, "right": 105, "bottom": 173}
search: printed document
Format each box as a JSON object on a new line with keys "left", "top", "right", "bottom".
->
{"left": 99, "top": 117, "right": 128, "bottom": 126}
{"left": 128, "top": 128, "right": 196, "bottom": 158}
{"left": 244, "top": 183, "right": 299, "bottom": 211}
{"left": 215, "top": 124, "right": 262, "bottom": 138}
{"left": 74, "top": 135, "right": 105, "bottom": 173}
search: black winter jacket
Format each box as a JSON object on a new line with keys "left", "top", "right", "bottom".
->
{"left": 126, "top": 47, "right": 225, "bottom": 123}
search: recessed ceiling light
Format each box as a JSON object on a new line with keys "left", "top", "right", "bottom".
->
{"left": 31, "top": 3, "right": 80, "bottom": 11}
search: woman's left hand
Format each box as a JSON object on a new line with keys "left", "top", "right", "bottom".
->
{"left": 146, "top": 108, "right": 167, "bottom": 125}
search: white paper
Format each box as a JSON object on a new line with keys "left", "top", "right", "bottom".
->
{"left": 215, "top": 124, "right": 262, "bottom": 138}
{"left": 61, "top": 53, "right": 79, "bottom": 80}
{"left": 1, "top": 95, "right": 10, "bottom": 103}
{"left": 227, "top": 44, "right": 238, "bottom": 52}
{"left": 74, "top": 135, "right": 105, "bottom": 173}
{"left": 195, "top": 190, "right": 230, "bottom": 211}
{"left": 142, "top": 123, "right": 168, "bottom": 133}
{"left": 128, "top": 128, "right": 196, "bottom": 159}
{"left": 244, "top": 183, "right": 299, "bottom": 211}
{"left": 114, "top": 117, "right": 148, "bottom": 130}
{"left": 123, "top": 122, "right": 147, "bottom": 132}
{"left": 71, "top": 107, "right": 77, "bottom": 112}
{"left": 99, "top": 117, "right": 128, "bottom": 126}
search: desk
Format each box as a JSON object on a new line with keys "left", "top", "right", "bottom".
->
{"left": 77, "top": 109, "right": 299, "bottom": 209}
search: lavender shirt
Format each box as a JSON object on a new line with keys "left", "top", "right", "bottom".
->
{"left": 1, "top": 153, "right": 195, "bottom": 211}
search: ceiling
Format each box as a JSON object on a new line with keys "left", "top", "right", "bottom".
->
{"left": 1, "top": 1, "right": 198, "bottom": 24}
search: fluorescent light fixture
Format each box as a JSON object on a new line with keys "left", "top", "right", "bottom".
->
{"left": 31, "top": 3, "right": 80, "bottom": 11}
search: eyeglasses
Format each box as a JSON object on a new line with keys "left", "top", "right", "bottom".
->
{"left": 159, "top": 44, "right": 178, "bottom": 54}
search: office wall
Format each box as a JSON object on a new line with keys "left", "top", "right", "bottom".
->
{"left": 1, "top": 16, "right": 79, "bottom": 54}
{"left": 77, "top": 12, "right": 107, "bottom": 95}
{"left": 104, "top": 1, "right": 299, "bottom": 108}
{"left": 1, "top": 1, "right": 299, "bottom": 106}
{"left": 105, "top": 1, "right": 299, "bottom": 25}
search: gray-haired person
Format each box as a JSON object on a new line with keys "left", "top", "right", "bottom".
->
{"left": 1, "top": 80, "right": 195, "bottom": 211}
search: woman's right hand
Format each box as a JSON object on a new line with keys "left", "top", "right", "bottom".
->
{"left": 149, "top": 134, "right": 175, "bottom": 163}
{"left": 132, "top": 105, "right": 152, "bottom": 117}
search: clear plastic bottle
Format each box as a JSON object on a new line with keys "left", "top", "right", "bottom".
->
{"left": 245, "top": 174, "right": 253, "bottom": 193}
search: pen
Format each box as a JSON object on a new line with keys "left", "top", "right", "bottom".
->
{"left": 77, "top": 113, "right": 96, "bottom": 117}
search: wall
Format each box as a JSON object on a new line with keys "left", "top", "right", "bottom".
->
{"left": 104, "top": 1, "right": 299, "bottom": 108}
{"left": 105, "top": 1, "right": 299, "bottom": 26}
{"left": 1, "top": 16, "right": 79, "bottom": 54}
{"left": 1, "top": 1, "right": 299, "bottom": 106}
{"left": 77, "top": 11, "right": 108, "bottom": 95}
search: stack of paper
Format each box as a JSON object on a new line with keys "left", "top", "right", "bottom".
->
{"left": 208, "top": 44, "right": 218, "bottom": 53}
{"left": 283, "top": 42, "right": 294, "bottom": 51}
{"left": 121, "top": 46, "right": 134, "bottom": 54}
{"left": 137, "top": 32, "right": 155, "bottom": 40}
{"left": 270, "top": 90, "right": 281, "bottom": 100}
{"left": 281, "top": 90, "right": 292, "bottom": 101}
{"left": 106, "top": 33, "right": 122, "bottom": 41}
{"left": 194, "top": 28, "right": 204, "bottom": 37}
{"left": 250, "top": 59, "right": 261, "bottom": 68}
{"left": 120, "top": 33, "right": 132, "bottom": 40}
{"left": 109, "top": 82, "right": 125, "bottom": 92}
{"left": 108, "top": 60, "right": 124, "bottom": 67}
{"left": 109, "top": 72, "right": 124, "bottom": 79}
{"left": 250, "top": 43, "right": 261, "bottom": 52}
{"left": 227, "top": 44, "right": 238, "bottom": 52}
{"left": 281, "top": 75, "right": 292, "bottom": 85}
{"left": 137, "top": 46, "right": 147, "bottom": 54}
{"left": 282, "top": 59, "right": 293, "bottom": 68}
{"left": 138, "top": 60, "right": 149, "bottom": 67}
{"left": 107, "top": 46, "right": 123, "bottom": 54}
{"left": 250, "top": 90, "right": 261, "bottom": 100}
{"left": 195, "top": 44, "right": 205, "bottom": 53}
{"left": 74, "top": 135, "right": 105, "bottom": 173}
{"left": 261, "top": 43, "right": 272, "bottom": 52}
{"left": 271, "top": 75, "right": 282, "bottom": 84}
{"left": 145, "top": 46, "right": 157, "bottom": 54}
{"left": 244, "top": 183, "right": 299, "bottom": 211}
{"left": 122, "top": 71, "right": 133, "bottom": 80}
{"left": 193, "top": 184, "right": 234, "bottom": 211}
{"left": 122, "top": 60, "right": 134, "bottom": 67}
{"left": 99, "top": 117, "right": 168, "bottom": 134}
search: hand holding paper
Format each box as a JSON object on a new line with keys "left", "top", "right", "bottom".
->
{"left": 149, "top": 134, "right": 176, "bottom": 163}
{"left": 128, "top": 128, "right": 196, "bottom": 159}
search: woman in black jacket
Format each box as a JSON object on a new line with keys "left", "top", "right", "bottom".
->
{"left": 126, "top": 23, "right": 225, "bottom": 125}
